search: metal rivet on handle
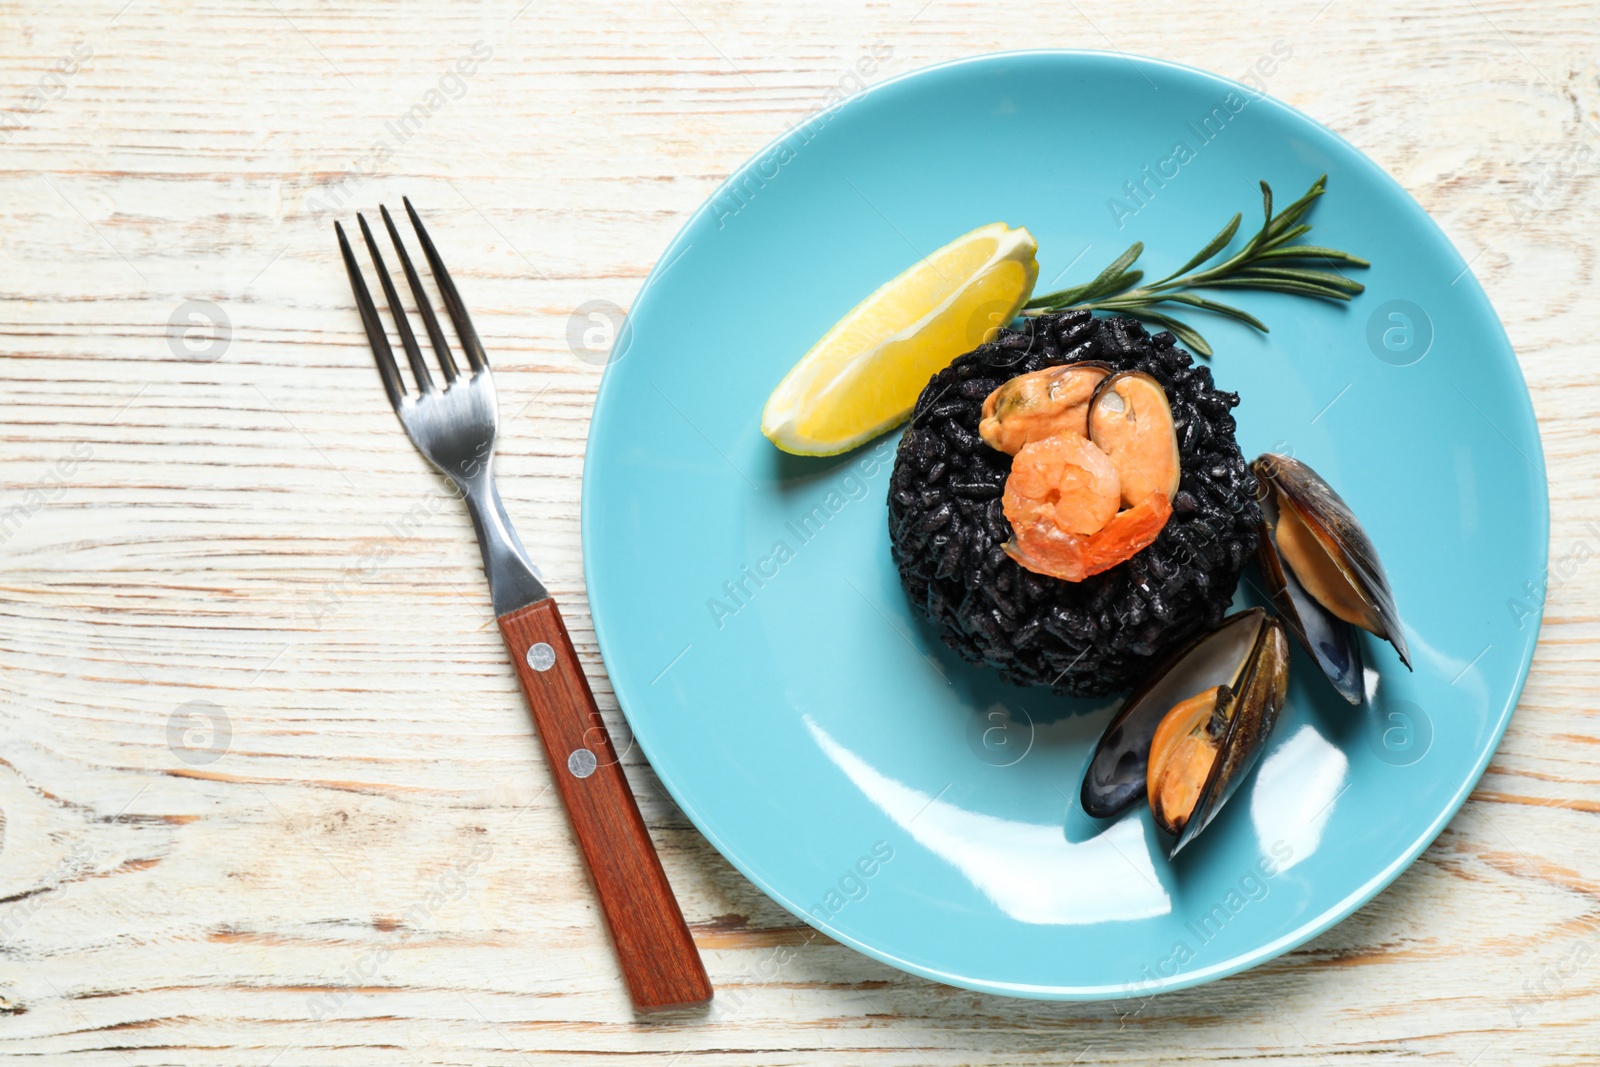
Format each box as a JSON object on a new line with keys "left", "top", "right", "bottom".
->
{"left": 567, "top": 748, "right": 598, "bottom": 779}
{"left": 526, "top": 642, "right": 556, "bottom": 672}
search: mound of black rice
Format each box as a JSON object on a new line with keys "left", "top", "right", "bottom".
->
{"left": 887, "top": 311, "right": 1260, "bottom": 696}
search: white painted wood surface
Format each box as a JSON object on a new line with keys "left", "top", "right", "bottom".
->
{"left": 1, "top": 0, "right": 1596, "bottom": 1062}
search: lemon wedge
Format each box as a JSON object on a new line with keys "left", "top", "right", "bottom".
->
{"left": 761, "top": 222, "right": 1039, "bottom": 456}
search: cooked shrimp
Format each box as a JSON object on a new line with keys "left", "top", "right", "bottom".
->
{"left": 1080, "top": 491, "right": 1173, "bottom": 575}
{"left": 1002, "top": 433, "right": 1121, "bottom": 538}
{"left": 1002, "top": 515, "right": 1095, "bottom": 583}
{"left": 979, "top": 363, "right": 1109, "bottom": 455}
{"left": 1005, "top": 490, "right": 1174, "bottom": 583}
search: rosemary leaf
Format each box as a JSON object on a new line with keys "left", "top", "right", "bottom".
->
{"left": 1202, "top": 277, "right": 1358, "bottom": 300}
{"left": 1267, "top": 175, "right": 1327, "bottom": 238}
{"left": 1261, "top": 223, "right": 1312, "bottom": 250}
{"left": 1125, "top": 310, "right": 1214, "bottom": 357}
{"left": 1253, "top": 244, "right": 1371, "bottom": 267}
{"left": 1161, "top": 213, "right": 1242, "bottom": 282}
{"left": 1227, "top": 266, "right": 1365, "bottom": 293}
{"left": 1157, "top": 292, "right": 1270, "bottom": 332}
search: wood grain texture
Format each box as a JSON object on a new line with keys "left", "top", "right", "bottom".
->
{"left": 497, "top": 598, "right": 710, "bottom": 1013}
{"left": 0, "top": 0, "right": 1596, "bottom": 1063}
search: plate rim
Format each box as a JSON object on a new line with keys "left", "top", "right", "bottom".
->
{"left": 580, "top": 47, "right": 1550, "bottom": 1000}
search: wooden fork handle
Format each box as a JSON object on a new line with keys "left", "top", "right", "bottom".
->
{"left": 497, "top": 598, "right": 712, "bottom": 1012}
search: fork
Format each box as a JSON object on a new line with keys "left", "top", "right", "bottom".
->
{"left": 336, "top": 200, "right": 711, "bottom": 1012}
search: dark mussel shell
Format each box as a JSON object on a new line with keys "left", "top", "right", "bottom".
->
{"left": 1168, "top": 613, "right": 1289, "bottom": 857}
{"left": 1253, "top": 481, "right": 1364, "bottom": 704}
{"left": 1253, "top": 454, "right": 1411, "bottom": 677}
{"left": 1082, "top": 608, "right": 1273, "bottom": 821}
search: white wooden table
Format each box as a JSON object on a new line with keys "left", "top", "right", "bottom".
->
{"left": 1, "top": 0, "right": 1595, "bottom": 1062}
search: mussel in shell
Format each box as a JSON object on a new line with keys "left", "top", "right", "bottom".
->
{"left": 978, "top": 361, "right": 1111, "bottom": 454}
{"left": 1087, "top": 370, "right": 1182, "bottom": 508}
{"left": 1081, "top": 608, "right": 1291, "bottom": 856}
{"left": 1252, "top": 454, "right": 1410, "bottom": 704}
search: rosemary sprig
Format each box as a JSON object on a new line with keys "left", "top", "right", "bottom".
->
{"left": 1023, "top": 174, "right": 1369, "bottom": 357}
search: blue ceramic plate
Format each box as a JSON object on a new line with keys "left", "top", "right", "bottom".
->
{"left": 581, "top": 51, "right": 1547, "bottom": 999}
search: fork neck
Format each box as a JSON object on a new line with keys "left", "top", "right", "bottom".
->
{"left": 450, "top": 463, "right": 549, "bottom": 616}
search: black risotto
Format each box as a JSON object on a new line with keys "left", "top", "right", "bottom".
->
{"left": 887, "top": 311, "right": 1260, "bottom": 696}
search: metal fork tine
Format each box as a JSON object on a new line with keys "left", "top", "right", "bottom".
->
{"left": 357, "top": 213, "right": 435, "bottom": 395}
{"left": 336, "top": 220, "right": 407, "bottom": 410}
{"left": 381, "top": 204, "right": 460, "bottom": 383}
{"left": 403, "top": 197, "right": 489, "bottom": 372}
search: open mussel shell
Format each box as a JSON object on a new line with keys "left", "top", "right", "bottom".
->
{"left": 1081, "top": 608, "right": 1286, "bottom": 835}
{"left": 1253, "top": 491, "right": 1364, "bottom": 705}
{"left": 1252, "top": 454, "right": 1411, "bottom": 678}
{"left": 1165, "top": 614, "right": 1289, "bottom": 857}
